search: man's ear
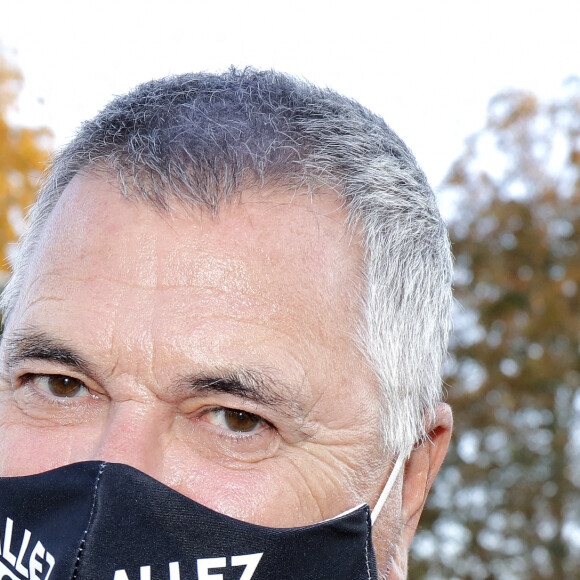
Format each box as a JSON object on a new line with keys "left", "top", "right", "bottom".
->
{"left": 399, "top": 403, "right": 453, "bottom": 551}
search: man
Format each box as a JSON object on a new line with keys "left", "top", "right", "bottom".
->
{"left": 0, "top": 69, "right": 452, "bottom": 579}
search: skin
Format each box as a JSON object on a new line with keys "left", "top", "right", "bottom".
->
{"left": 0, "top": 172, "right": 451, "bottom": 578}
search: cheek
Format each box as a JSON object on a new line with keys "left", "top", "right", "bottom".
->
{"left": 0, "top": 403, "right": 99, "bottom": 476}
{"left": 160, "top": 439, "right": 361, "bottom": 528}
{"left": 162, "top": 455, "right": 322, "bottom": 528}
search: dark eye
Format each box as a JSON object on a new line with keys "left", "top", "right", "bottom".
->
{"left": 223, "top": 409, "right": 262, "bottom": 432}
{"left": 205, "top": 407, "right": 265, "bottom": 433}
{"left": 29, "top": 374, "right": 89, "bottom": 398}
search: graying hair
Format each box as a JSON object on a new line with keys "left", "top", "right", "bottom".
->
{"left": 0, "top": 68, "right": 452, "bottom": 454}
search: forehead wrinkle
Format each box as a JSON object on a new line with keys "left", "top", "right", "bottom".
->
{"left": 12, "top": 292, "right": 67, "bottom": 316}
{"left": 28, "top": 243, "right": 264, "bottom": 298}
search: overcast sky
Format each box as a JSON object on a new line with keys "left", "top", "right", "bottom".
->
{"left": 2, "top": 0, "right": 579, "bottom": 214}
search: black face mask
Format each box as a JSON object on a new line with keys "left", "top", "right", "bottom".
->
{"left": 0, "top": 461, "right": 390, "bottom": 580}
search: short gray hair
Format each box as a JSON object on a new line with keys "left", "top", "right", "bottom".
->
{"left": 0, "top": 68, "right": 452, "bottom": 454}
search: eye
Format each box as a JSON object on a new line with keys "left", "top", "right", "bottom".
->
{"left": 24, "top": 374, "right": 90, "bottom": 399}
{"left": 205, "top": 407, "right": 266, "bottom": 433}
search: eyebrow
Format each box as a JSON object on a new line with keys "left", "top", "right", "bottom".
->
{"left": 175, "top": 368, "right": 305, "bottom": 419}
{"left": 2, "top": 329, "right": 96, "bottom": 377}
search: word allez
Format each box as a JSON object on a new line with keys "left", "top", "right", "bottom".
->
{"left": 0, "top": 518, "right": 55, "bottom": 580}
{"left": 113, "top": 553, "right": 263, "bottom": 580}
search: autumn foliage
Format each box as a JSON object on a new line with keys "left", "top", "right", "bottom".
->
{"left": 0, "top": 53, "right": 51, "bottom": 281}
{"left": 410, "top": 80, "right": 580, "bottom": 579}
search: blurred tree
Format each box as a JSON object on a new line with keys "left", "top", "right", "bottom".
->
{"left": 0, "top": 51, "right": 51, "bottom": 284}
{"left": 410, "top": 80, "right": 580, "bottom": 579}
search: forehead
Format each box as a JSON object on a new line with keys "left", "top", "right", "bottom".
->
{"left": 11, "top": 173, "right": 369, "bottom": 390}
{"left": 25, "top": 173, "right": 362, "bottom": 309}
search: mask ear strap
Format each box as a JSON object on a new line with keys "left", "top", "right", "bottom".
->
{"left": 370, "top": 453, "right": 407, "bottom": 525}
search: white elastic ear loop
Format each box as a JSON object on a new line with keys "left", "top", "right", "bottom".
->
{"left": 370, "top": 453, "right": 407, "bottom": 525}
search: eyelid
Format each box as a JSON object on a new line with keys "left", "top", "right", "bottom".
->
{"left": 180, "top": 392, "right": 313, "bottom": 446}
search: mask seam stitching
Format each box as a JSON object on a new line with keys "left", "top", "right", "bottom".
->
{"left": 365, "top": 507, "right": 372, "bottom": 579}
{"left": 71, "top": 462, "right": 107, "bottom": 580}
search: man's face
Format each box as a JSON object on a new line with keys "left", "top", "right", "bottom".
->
{"left": 0, "top": 173, "right": 388, "bottom": 528}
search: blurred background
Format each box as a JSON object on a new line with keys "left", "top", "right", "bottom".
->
{"left": 1, "top": 1, "right": 579, "bottom": 577}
